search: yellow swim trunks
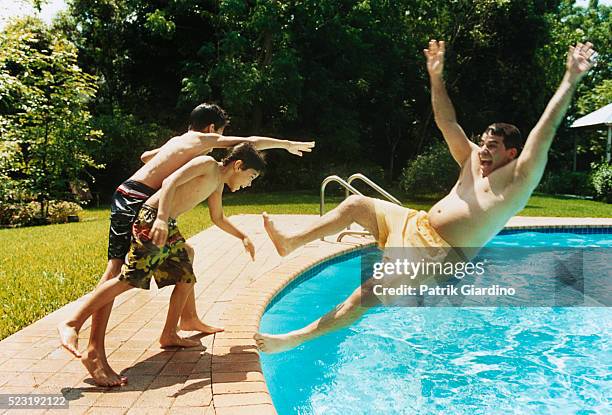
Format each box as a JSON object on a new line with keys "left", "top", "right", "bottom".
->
{"left": 372, "top": 199, "right": 465, "bottom": 306}
{"left": 372, "top": 198, "right": 467, "bottom": 266}
{"left": 374, "top": 198, "right": 449, "bottom": 250}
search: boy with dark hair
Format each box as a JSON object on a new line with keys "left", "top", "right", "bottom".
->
{"left": 188, "top": 103, "right": 229, "bottom": 131}
{"left": 66, "top": 101, "right": 313, "bottom": 386}
{"left": 59, "top": 143, "right": 266, "bottom": 386}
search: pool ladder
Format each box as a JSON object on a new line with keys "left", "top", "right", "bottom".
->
{"left": 320, "top": 173, "right": 402, "bottom": 242}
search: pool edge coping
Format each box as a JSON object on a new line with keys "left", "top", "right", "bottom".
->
{"left": 210, "top": 220, "right": 612, "bottom": 414}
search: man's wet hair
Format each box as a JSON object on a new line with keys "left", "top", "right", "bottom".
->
{"left": 483, "top": 122, "right": 523, "bottom": 153}
{"left": 189, "top": 103, "right": 230, "bottom": 131}
{"left": 222, "top": 143, "right": 266, "bottom": 173}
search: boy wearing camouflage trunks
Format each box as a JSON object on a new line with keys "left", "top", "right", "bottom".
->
{"left": 59, "top": 143, "right": 266, "bottom": 386}
{"left": 62, "top": 102, "right": 314, "bottom": 386}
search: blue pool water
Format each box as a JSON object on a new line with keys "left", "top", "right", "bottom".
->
{"left": 260, "top": 230, "right": 612, "bottom": 415}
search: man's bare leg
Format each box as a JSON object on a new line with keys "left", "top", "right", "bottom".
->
{"left": 160, "top": 282, "right": 201, "bottom": 348}
{"left": 176, "top": 244, "right": 224, "bottom": 335}
{"left": 58, "top": 276, "right": 133, "bottom": 386}
{"left": 254, "top": 278, "right": 380, "bottom": 353}
{"left": 264, "top": 195, "right": 379, "bottom": 256}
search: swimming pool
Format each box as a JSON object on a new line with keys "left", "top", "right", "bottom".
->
{"left": 260, "top": 229, "right": 612, "bottom": 415}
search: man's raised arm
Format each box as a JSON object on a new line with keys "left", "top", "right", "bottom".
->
{"left": 515, "top": 42, "right": 596, "bottom": 186}
{"left": 425, "top": 40, "right": 475, "bottom": 166}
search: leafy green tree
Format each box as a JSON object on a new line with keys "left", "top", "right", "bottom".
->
{"left": 61, "top": 0, "right": 220, "bottom": 192}
{"left": 56, "top": 0, "right": 607, "bottom": 193}
{"left": 0, "top": 17, "right": 102, "bottom": 216}
{"left": 538, "top": 0, "right": 611, "bottom": 171}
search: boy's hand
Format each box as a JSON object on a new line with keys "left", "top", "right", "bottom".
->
{"left": 243, "top": 237, "right": 256, "bottom": 260}
{"left": 287, "top": 141, "right": 315, "bottom": 156}
{"left": 424, "top": 39, "right": 445, "bottom": 78}
{"left": 151, "top": 219, "right": 169, "bottom": 247}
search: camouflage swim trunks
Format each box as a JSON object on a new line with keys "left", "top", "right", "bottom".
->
{"left": 118, "top": 204, "right": 196, "bottom": 289}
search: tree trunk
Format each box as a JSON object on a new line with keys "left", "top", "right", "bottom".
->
{"left": 40, "top": 120, "right": 50, "bottom": 218}
{"left": 252, "top": 31, "right": 274, "bottom": 131}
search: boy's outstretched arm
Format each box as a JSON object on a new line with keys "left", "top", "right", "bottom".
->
{"left": 207, "top": 189, "right": 256, "bottom": 260}
{"left": 202, "top": 133, "right": 315, "bottom": 156}
{"left": 141, "top": 132, "right": 315, "bottom": 164}
{"left": 515, "top": 42, "right": 596, "bottom": 187}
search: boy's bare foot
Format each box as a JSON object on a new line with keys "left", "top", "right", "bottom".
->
{"left": 57, "top": 322, "right": 81, "bottom": 358}
{"left": 81, "top": 349, "right": 127, "bottom": 387}
{"left": 263, "top": 212, "right": 293, "bottom": 256}
{"left": 254, "top": 332, "right": 301, "bottom": 354}
{"left": 179, "top": 319, "right": 225, "bottom": 335}
{"left": 159, "top": 333, "right": 201, "bottom": 348}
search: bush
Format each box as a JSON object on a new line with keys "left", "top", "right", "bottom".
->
{"left": 47, "top": 200, "right": 83, "bottom": 223}
{"left": 0, "top": 200, "right": 82, "bottom": 227}
{"left": 400, "top": 141, "right": 459, "bottom": 195}
{"left": 0, "top": 202, "right": 41, "bottom": 227}
{"left": 0, "top": 204, "right": 20, "bottom": 226}
{"left": 11, "top": 202, "right": 40, "bottom": 226}
{"left": 537, "top": 171, "right": 595, "bottom": 196}
{"left": 590, "top": 162, "right": 612, "bottom": 203}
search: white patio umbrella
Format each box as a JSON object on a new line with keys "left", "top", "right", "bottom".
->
{"left": 570, "top": 102, "right": 612, "bottom": 163}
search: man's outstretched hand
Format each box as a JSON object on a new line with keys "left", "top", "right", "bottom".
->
{"left": 424, "top": 39, "right": 445, "bottom": 77}
{"left": 287, "top": 141, "right": 315, "bottom": 156}
{"left": 566, "top": 42, "right": 596, "bottom": 82}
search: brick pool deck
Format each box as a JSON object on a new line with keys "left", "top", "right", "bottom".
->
{"left": 0, "top": 214, "right": 610, "bottom": 414}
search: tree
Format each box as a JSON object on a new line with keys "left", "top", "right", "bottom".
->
{"left": 61, "top": 0, "right": 217, "bottom": 193}
{"left": 57, "top": 0, "right": 606, "bottom": 192}
{"left": 535, "top": 0, "right": 612, "bottom": 171}
{"left": 0, "top": 17, "right": 102, "bottom": 216}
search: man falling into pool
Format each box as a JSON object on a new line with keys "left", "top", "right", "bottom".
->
{"left": 255, "top": 40, "right": 597, "bottom": 353}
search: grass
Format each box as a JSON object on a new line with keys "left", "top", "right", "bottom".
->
{"left": 517, "top": 193, "right": 612, "bottom": 217}
{"left": 0, "top": 191, "right": 343, "bottom": 340}
{"left": 0, "top": 190, "right": 609, "bottom": 340}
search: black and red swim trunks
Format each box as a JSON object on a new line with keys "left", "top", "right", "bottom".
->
{"left": 108, "top": 180, "right": 157, "bottom": 260}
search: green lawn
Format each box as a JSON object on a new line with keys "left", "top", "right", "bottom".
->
{"left": 0, "top": 190, "right": 609, "bottom": 340}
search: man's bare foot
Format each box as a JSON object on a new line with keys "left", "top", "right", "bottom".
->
{"left": 262, "top": 212, "right": 293, "bottom": 257}
{"left": 81, "top": 349, "right": 127, "bottom": 387}
{"left": 179, "top": 319, "right": 225, "bottom": 335}
{"left": 159, "top": 333, "right": 201, "bottom": 348}
{"left": 58, "top": 321, "right": 81, "bottom": 358}
{"left": 254, "top": 332, "right": 302, "bottom": 354}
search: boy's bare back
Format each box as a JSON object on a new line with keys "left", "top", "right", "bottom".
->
{"left": 130, "top": 131, "right": 216, "bottom": 190}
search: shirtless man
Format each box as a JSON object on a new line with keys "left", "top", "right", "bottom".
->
{"left": 59, "top": 143, "right": 266, "bottom": 385}
{"left": 61, "top": 103, "right": 314, "bottom": 385}
{"left": 255, "top": 40, "right": 597, "bottom": 353}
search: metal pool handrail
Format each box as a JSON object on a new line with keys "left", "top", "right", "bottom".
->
{"left": 346, "top": 173, "right": 402, "bottom": 206}
{"left": 319, "top": 173, "right": 402, "bottom": 241}
{"left": 319, "top": 175, "right": 363, "bottom": 217}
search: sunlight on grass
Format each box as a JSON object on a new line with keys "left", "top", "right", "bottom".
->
{"left": 0, "top": 191, "right": 341, "bottom": 339}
